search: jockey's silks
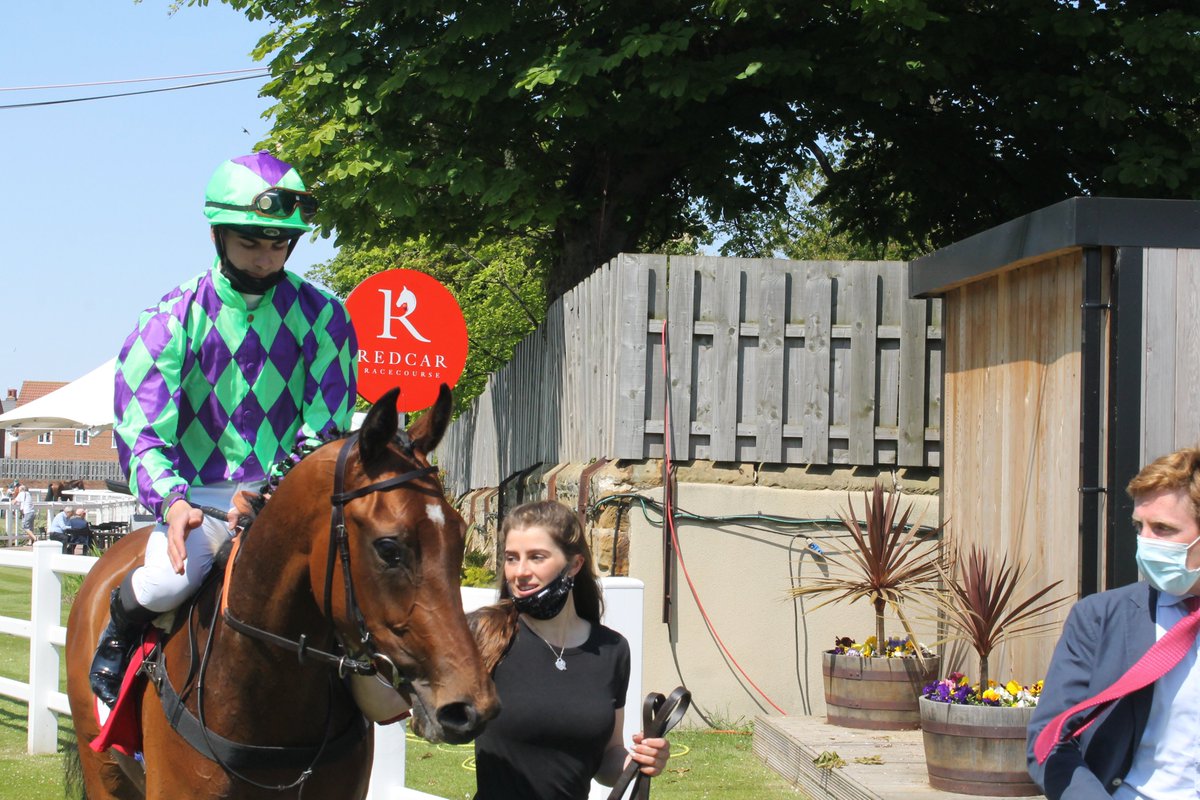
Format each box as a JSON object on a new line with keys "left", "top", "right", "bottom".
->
{"left": 113, "top": 267, "right": 357, "bottom": 520}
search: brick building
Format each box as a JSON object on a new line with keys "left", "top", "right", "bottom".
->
{"left": 2, "top": 379, "right": 120, "bottom": 491}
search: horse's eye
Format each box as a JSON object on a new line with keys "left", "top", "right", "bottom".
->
{"left": 373, "top": 537, "right": 411, "bottom": 569}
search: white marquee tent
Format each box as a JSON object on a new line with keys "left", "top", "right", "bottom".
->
{"left": 0, "top": 359, "right": 117, "bottom": 433}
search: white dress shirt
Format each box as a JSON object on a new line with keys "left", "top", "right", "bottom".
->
{"left": 1113, "top": 592, "right": 1200, "bottom": 800}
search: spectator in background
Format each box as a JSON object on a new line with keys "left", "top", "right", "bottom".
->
{"left": 48, "top": 507, "right": 73, "bottom": 550}
{"left": 65, "top": 508, "right": 91, "bottom": 555}
{"left": 11, "top": 484, "right": 36, "bottom": 546}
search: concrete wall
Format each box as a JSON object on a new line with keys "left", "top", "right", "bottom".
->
{"left": 457, "top": 460, "right": 941, "bottom": 728}
{"left": 628, "top": 482, "right": 940, "bottom": 727}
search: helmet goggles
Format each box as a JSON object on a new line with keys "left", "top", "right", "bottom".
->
{"left": 206, "top": 187, "right": 318, "bottom": 224}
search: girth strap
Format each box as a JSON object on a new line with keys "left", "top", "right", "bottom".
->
{"left": 143, "top": 649, "right": 370, "bottom": 770}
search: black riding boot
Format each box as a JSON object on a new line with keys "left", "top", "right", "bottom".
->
{"left": 88, "top": 573, "right": 157, "bottom": 707}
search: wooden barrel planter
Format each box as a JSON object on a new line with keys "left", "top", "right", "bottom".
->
{"left": 822, "top": 652, "right": 939, "bottom": 730}
{"left": 919, "top": 697, "right": 1040, "bottom": 796}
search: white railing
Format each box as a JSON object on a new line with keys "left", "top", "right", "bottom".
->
{"left": 0, "top": 543, "right": 644, "bottom": 800}
{"left": 3, "top": 490, "right": 141, "bottom": 547}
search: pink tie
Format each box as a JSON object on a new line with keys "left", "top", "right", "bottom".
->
{"left": 1034, "top": 595, "right": 1200, "bottom": 764}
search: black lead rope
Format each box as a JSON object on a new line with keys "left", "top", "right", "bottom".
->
{"left": 607, "top": 687, "right": 691, "bottom": 800}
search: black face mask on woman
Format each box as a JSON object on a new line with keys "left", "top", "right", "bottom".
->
{"left": 511, "top": 567, "right": 575, "bottom": 620}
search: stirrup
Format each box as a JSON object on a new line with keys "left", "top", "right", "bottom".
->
{"left": 90, "top": 631, "right": 132, "bottom": 706}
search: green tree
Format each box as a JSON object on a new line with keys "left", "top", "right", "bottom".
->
{"left": 308, "top": 237, "right": 545, "bottom": 415}
{"left": 714, "top": 153, "right": 919, "bottom": 261}
{"left": 193, "top": 0, "right": 1199, "bottom": 296}
{"left": 809, "top": 2, "right": 1200, "bottom": 251}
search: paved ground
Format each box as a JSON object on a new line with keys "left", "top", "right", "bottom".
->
{"left": 754, "top": 714, "right": 1047, "bottom": 800}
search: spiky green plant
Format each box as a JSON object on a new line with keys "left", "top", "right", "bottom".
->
{"left": 789, "top": 482, "right": 943, "bottom": 653}
{"left": 933, "top": 543, "right": 1073, "bottom": 687}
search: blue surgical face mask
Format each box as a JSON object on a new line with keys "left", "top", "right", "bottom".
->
{"left": 1135, "top": 534, "right": 1200, "bottom": 596}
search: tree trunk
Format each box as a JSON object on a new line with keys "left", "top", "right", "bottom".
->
{"left": 546, "top": 152, "right": 682, "bottom": 301}
{"left": 874, "top": 597, "right": 886, "bottom": 650}
{"left": 549, "top": 216, "right": 637, "bottom": 301}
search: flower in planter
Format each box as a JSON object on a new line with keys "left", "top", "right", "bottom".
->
{"left": 831, "top": 635, "right": 933, "bottom": 659}
{"left": 925, "top": 542, "right": 1072, "bottom": 697}
{"left": 922, "top": 672, "right": 1044, "bottom": 707}
{"left": 791, "top": 483, "right": 943, "bottom": 652}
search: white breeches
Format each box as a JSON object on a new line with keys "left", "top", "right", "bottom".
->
{"left": 129, "top": 481, "right": 250, "bottom": 613}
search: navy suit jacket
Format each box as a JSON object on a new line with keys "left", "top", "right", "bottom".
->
{"left": 1026, "top": 582, "right": 1159, "bottom": 799}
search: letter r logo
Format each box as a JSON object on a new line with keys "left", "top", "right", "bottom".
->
{"left": 377, "top": 286, "right": 431, "bottom": 343}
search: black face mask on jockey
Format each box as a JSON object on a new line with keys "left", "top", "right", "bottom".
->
{"left": 219, "top": 261, "right": 288, "bottom": 294}
{"left": 214, "top": 227, "right": 297, "bottom": 294}
{"left": 511, "top": 567, "right": 575, "bottom": 620}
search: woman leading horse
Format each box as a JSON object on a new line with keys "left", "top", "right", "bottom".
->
{"left": 65, "top": 385, "right": 498, "bottom": 799}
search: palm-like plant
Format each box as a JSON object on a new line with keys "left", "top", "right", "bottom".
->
{"left": 933, "top": 543, "right": 1073, "bottom": 688}
{"left": 790, "top": 482, "right": 943, "bottom": 653}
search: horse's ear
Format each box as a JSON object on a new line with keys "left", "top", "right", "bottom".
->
{"left": 409, "top": 383, "right": 453, "bottom": 456}
{"left": 359, "top": 388, "right": 401, "bottom": 469}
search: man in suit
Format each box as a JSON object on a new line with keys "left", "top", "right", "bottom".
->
{"left": 1027, "top": 446, "right": 1200, "bottom": 799}
{"left": 64, "top": 508, "right": 91, "bottom": 555}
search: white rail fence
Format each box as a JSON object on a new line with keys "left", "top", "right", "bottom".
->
{"left": 3, "top": 489, "right": 142, "bottom": 547}
{"left": 0, "top": 543, "right": 644, "bottom": 800}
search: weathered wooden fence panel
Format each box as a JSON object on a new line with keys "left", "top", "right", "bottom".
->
{"left": 0, "top": 459, "right": 123, "bottom": 483}
{"left": 441, "top": 255, "right": 941, "bottom": 496}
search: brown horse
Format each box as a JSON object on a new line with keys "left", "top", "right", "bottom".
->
{"left": 65, "top": 385, "right": 499, "bottom": 799}
{"left": 48, "top": 479, "right": 85, "bottom": 502}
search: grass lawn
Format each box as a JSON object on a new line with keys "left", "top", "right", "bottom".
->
{"left": 404, "top": 727, "right": 805, "bottom": 799}
{"left": 0, "top": 566, "right": 805, "bottom": 799}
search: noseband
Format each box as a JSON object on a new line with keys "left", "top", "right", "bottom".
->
{"left": 222, "top": 429, "right": 437, "bottom": 684}
{"left": 325, "top": 429, "right": 438, "bottom": 686}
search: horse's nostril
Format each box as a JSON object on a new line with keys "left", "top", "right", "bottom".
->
{"left": 437, "top": 702, "right": 482, "bottom": 742}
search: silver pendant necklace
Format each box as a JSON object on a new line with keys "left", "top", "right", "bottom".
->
{"left": 544, "top": 637, "right": 567, "bottom": 671}
{"left": 532, "top": 628, "right": 568, "bottom": 670}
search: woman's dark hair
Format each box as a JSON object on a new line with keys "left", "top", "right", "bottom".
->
{"left": 498, "top": 500, "right": 604, "bottom": 623}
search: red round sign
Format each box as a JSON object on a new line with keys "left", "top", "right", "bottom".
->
{"left": 345, "top": 269, "right": 468, "bottom": 412}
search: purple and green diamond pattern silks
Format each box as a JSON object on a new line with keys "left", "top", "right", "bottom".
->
{"left": 113, "top": 268, "right": 357, "bottom": 520}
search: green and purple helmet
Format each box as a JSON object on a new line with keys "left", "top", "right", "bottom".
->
{"left": 203, "top": 151, "right": 317, "bottom": 239}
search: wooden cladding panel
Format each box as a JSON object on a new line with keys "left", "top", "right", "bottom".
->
{"left": 1141, "top": 247, "right": 1200, "bottom": 463}
{"left": 942, "top": 252, "right": 1083, "bottom": 682}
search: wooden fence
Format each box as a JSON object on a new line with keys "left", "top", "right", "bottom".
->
{"left": 441, "top": 255, "right": 942, "bottom": 495}
{"left": 0, "top": 459, "right": 123, "bottom": 483}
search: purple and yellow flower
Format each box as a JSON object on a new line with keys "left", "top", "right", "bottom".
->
{"left": 922, "top": 675, "right": 1043, "bottom": 707}
{"left": 829, "top": 635, "right": 933, "bottom": 659}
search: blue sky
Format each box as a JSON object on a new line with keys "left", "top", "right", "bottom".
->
{"left": 0, "top": 1, "right": 338, "bottom": 396}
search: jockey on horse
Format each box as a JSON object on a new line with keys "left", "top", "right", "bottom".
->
{"left": 89, "top": 151, "right": 357, "bottom": 706}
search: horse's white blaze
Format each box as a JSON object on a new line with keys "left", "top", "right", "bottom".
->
{"left": 426, "top": 502, "right": 446, "bottom": 527}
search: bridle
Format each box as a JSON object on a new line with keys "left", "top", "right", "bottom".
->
{"left": 191, "top": 429, "right": 437, "bottom": 792}
{"left": 222, "top": 429, "right": 438, "bottom": 685}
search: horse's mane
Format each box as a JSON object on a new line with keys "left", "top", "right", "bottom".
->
{"left": 249, "top": 424, "right": 415, "bottom": 514}
{"left": 250, "top": 427, "right": 349, "bottom": 513}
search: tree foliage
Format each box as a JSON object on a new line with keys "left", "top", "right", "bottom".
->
{"left": 714, "top": 152, "right": 920, "bottom": 261}
{"left": 195, "top": 0, "right": 1200, "bottom": 297}
{"left": 307, "top": 236, "right": 545, "bottom": 416}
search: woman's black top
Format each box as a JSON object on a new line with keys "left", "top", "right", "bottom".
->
{"left": 473, "top": 617, "right": 630, "bottom": 800}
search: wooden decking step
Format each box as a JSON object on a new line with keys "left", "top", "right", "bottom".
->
{"left": 753, "top": 715, "right": 1047, "bottom": 800}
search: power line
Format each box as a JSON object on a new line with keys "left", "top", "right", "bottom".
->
{"left": 0, "top": 67, "right": 269, "bottom": 92}
{"left": 0, "top": 74, "right": 269, "bottom": 111}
